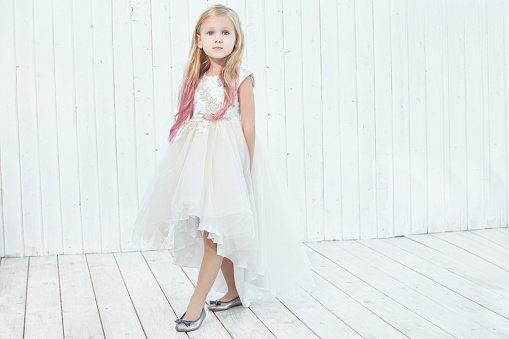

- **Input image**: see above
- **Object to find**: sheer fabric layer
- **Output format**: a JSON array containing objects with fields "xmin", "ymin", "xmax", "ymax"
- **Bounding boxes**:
[{"xmin": 131, "ymin": 118, "xmax": 316, "ymax": 307}]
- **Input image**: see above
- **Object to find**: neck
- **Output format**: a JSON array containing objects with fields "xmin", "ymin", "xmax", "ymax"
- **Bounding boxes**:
[{"xmin": 207, "ymin": 58, "xmax": 226, "ymax": 75}]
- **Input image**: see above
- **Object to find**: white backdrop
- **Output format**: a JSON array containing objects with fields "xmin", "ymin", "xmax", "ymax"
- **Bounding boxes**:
[{"xmin": 0, "ymin": 0, "xmax": 508, "ymax": 257}]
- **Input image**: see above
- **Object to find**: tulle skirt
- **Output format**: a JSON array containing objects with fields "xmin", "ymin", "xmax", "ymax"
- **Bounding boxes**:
[{"xmin": 130, "ymin": 117, "xmax": 316, "ymax": 307}]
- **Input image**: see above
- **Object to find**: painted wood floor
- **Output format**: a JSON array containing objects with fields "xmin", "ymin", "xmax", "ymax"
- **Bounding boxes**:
[{"xmin": 1, "ymin": 228, "xmax": 508, "ymax": 339}]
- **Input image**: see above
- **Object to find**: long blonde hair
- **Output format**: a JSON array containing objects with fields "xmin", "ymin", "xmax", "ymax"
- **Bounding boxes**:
[{"xmin": 168, "ymin": 4, "xmax": 245, "ymax": 143}]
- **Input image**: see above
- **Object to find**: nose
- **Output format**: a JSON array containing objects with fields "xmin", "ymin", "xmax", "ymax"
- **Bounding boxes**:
[{"xmin": 214, "ymin": 34, "xmax": 222, "ymax": 43}]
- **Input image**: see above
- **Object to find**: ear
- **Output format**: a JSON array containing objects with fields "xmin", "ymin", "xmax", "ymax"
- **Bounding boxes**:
[{"xmin": 196, "ymin": 34, "xmax": 202, "ymax": 49}]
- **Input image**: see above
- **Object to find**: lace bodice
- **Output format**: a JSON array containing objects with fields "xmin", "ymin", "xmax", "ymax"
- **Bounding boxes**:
[
  {"xmin": 171, "ymin": 67, "xmax": 254, "ymax": 143},
  {"xmin": 191, "ymin": 67, "xmax": 255, "ymax": 121}
]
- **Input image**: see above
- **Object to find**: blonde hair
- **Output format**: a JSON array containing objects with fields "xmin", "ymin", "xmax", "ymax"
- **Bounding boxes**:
[{"xmin": 168, "ymin": 4, "xmax": 245, "ymax": 143}]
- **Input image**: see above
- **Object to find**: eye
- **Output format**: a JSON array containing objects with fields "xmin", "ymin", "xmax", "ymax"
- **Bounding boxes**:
[
  {"xmin": 222, "ymin": 31, "xmax": 230, "ymax": 35},
  {"xmin": 206, "ymin": 31, "xmax": 213, "ymax": 35}
]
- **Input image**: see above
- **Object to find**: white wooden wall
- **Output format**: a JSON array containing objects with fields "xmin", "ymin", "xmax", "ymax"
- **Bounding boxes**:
[{"xmin": 0, "ymin": 0, "xmax": 508, "ymax": 257}]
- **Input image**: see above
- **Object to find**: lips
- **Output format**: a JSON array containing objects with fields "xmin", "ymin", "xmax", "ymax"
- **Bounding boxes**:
[{"xmin": 213, "ymin": 47, "xmax": 223, "ymax": 50}]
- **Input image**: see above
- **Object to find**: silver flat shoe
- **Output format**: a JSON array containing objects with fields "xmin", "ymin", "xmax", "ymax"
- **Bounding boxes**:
[
  {"xmin": 207, "ymin": 295, "xmax": 242, "ymax": 312},
  {"xmin": 175, "ymin": 307, "xmax": 206, "ymax": 332}
]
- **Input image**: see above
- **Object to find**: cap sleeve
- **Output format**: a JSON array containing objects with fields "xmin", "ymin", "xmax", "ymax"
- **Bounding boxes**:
[{"xmin": 237, "ymin": 68, "xmax": 255, "ymax": 89}]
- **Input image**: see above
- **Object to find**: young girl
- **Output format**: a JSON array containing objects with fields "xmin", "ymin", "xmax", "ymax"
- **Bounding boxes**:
[{"xmin": 131, "ymin": 4, "xmax": 316, "ymax": 332}]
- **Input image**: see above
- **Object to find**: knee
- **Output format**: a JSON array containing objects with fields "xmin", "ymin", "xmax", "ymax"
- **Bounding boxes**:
[{"xmin": 204, "ymin": 242, "xmax": 218, "ymax": 255}]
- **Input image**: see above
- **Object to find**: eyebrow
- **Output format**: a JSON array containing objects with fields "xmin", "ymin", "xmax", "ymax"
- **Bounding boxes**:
[{"xmin": 203, "ymin": 26, "xmax": 232, "ymax": 30}]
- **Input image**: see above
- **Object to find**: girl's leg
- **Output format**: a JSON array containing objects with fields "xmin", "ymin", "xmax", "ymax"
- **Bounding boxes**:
[
  {"xmin": 218, "ymin": 257, "xmax": 239, "ymax": 300},
  {"xmin": 182, "ymin": 230, "xmax": 224, "ymax": 320}
]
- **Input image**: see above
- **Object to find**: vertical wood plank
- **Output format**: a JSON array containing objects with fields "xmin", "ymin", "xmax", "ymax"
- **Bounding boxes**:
[
  {"xmin": 34, "ymin": 0, "xmax": 64, "ymax": 255},
  {"xmin": 355, "ymin": 0, "xmax": 377, "ymax": 239},
  {"xmin": 207, "ymin": 0, "xmax": 225, "ymax": 7},
  {"xmin": 320, "ymin": 0, "xmax": 342, "ymax": 240},
  {"xmin": 465, "ymin": 0, "xmax": 484, "ymax": 230},
  {"xmin": 245, "ymin": 1, "xmax": 268, "ymax": 143},
  {"xmin": 131, "ymin": 0, "xmax": 157, "ymax": 206},
  {"xmin": 373, "ymin": 0, "xmax": 395, "ymax": 238},
  {"xmin": 283, "ymin": 0, "xmax": 308, "ymax": 241},
  {"xmin": 53, "ymin": 0, "xmax": 83, "ymax": 254},
  {"xmin": 152, "ymin": 0, "xmax": 176, "ymax": 164},
  {"xmin": 92, "ymin": 0, "xmax": 121, "ymax": 252},
  {"xmin": 0, "ymin": 0, "xmax": 24, "ymax": 257},
  {"xmin": 302, "ymin": 0, "xmax": 324, "ymax": 241},
  {"xmin": 189, "ymin": 0, "xmax": 209, "ymax": 26},
  {"xmin": 14, "ymin": 0, "xmax": 43, "ymax": 256},
  {"xmin": 74, "ymin": 0, "xmax": 102, "ymax": 254},
  {"xmin": 446, "ymin": 0, "xmax": 468, "ymax": 232},
  {"xmin": 442, "ymin": 1, "xmax": 453, "ymax": 233},
  {"xmin": 425, "ymin": 0, "xmax": 446, "ymax": 233},
  {"xmin": 479, "ymin": 0, "xmax": 490, "ymax": 230},
  {"xmin": 390, "ymin": 0, "xmax": 411, "ymax": 236},
  {"xmin": 338, "ymin": 0, "xmax": 360, "ymax": 239},
  {"xmin": 265, "ymin": 0, "xmax": 287, "ymax": 177},
  {"xmin": 408, "ymin": 0, "xmax": 428, "ymax": 235},
  {"xmin": 112, "ymin": 0, "xmax": 139, "ymax": 251},
  {"xmin": 506, "ymin": 0, "xmax": 509, "ymax": 227},
  {"xmin": 0, "ymin": 175, "xmax": 3, "ymax": 257},
  {"xmin": 486, "ymin": 0, "xmax": 507, "ymax": 229}
]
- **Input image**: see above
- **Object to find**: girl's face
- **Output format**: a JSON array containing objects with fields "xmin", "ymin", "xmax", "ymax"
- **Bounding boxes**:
[{"xmin": 197, "ymin": 15, "xmax": 236, "ymax": 62}]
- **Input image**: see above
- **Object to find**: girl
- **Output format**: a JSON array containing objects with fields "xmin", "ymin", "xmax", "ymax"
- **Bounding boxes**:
[{"xmin": 131, "ymin": 4, "xmax": 316, "ymax": 333}]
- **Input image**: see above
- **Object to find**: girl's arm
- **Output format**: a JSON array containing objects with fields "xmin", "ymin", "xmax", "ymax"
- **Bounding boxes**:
[{"xmin": 238, "ymin": 76, "xmax": 255, "ymax": 171}]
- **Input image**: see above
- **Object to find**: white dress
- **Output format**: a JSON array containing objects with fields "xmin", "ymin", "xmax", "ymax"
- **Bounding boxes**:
[{"xmin": 130, "ymin": 67, "xmax": 316, "ymax": 307}]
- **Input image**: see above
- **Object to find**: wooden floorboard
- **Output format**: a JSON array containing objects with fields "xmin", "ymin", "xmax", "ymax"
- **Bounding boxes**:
[{"xmin": 0, "ymin": 228, "xmax": 508, "ymax": 338}]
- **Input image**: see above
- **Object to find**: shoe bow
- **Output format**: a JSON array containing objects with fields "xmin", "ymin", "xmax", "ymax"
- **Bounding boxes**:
[
  {"xmin": 175, "ymin": 318, "xmax": 192, "ymax": 326},
  {"xmin": 209, "ymin": 300, "xmax": 223, "ymax": 305}
]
